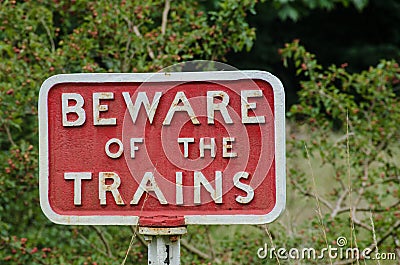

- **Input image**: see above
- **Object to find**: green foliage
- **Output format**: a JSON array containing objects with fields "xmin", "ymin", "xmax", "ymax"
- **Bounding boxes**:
[
  {"xmin": 280, "ymin": 40, "xmax": 400, "ymax": 262},
  {"xmin": 228, "ymin": 0, "xmax": 400, "ymax": 106},
  {"xmin": 271, "ymin": 0, "xmax": 369, "ymax": 21}
]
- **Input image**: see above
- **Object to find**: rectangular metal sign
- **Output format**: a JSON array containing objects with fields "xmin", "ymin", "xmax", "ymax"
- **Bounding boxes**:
[{"xmin": 39, "ymin": 71, "xmax": 285, "ymax": 225}]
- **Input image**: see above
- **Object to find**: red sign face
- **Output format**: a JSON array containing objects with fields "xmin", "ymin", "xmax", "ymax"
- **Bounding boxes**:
[{"xmin": 39, "ymin": 71, "xmax": 285, "ymax": 225}]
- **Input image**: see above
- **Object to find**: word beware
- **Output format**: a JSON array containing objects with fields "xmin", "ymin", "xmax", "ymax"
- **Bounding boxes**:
[{"xmin": 61, "ymin": 90, "xmax": 266, "ymax": 127}]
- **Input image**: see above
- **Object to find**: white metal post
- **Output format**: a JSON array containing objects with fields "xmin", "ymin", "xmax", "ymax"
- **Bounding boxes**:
[{"xmin": 139, "ymin": 227, "xmax": 187, "ymax": 265}]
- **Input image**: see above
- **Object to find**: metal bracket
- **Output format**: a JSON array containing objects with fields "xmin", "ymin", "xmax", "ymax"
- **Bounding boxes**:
[{"xmin": 140, "ymin": 226, "xmax": 187, "ymax": 265}]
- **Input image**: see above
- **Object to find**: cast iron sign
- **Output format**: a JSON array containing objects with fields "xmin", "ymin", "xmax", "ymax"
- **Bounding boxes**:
[{"xmin": 39, "ymin": 71, "xmax": 285, "ymax": 225}]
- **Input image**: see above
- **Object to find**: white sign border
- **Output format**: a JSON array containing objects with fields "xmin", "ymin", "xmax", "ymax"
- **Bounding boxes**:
[{"xmin": 39, "ymin": 70, "xmax": 285, "ymax": 225}]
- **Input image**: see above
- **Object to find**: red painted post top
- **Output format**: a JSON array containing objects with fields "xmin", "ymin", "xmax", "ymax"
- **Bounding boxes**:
[
  {"xmin": 139, "ymin": 216, "xmax": 186, "ymax": 227},
  {"xmin": 39, "ymin": 71, "xmax": 285, "ymax": 225}
]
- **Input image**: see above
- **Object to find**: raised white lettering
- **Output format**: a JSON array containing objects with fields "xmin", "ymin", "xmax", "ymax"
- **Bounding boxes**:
[
  {"xmin": 123, "ymin": 92, "xmax": 162, "ymax": 124},
  {"xmin": 177, "ymin": 138, "xmax": 195, "ymax": 158},
  {"xmin": 222, "ymin": 137, "xmax": 237, "ymax": 158},
  {"xmin": 233, "ymin": 171, "xmax": 254, "ymax": 204},
  {"xmin": 199, "ymin": 137, "xmax": 216, "ymax": 158},
  {"xmin": 193, "ymin": 171, "xmax": 222, "ymax": 204},
  {"xmin": 62, "ymin": 93, "xmax": 86, "ymax": 126},
  {"xmin": 130, "ymin": 138, "xmax": 143, "ymax": 158},
  {"xmin": 241, "ymin": 90, "xmax": 265, "ymax": 124},
  {"xmin": 130, "ymin": 172, "xmax": 168, "ymax": 205},
  {"xmin": 99, "ymin": 172, "xmax": 125, "ymax": 205},
  {"xmin": 105, "ymin": 138, "xmax": 124, "ymax": 159},
  {"xmin": 93, "ymin": 92, "xmax": 116, "ymax": 125},
  {"xmin": 64, "ymin": 172, "xmax": 92, "ymax": 205},
  {"xmin": 175, "ymin": 172, "xmax": 183, "ymax": 205},
  {"xmin": 163, "ymin": 91, "xmax": 199, "ymax": 125},
  {"xmin": 207, "ymin": 91, "xmax": 233, "ymax": 124}
]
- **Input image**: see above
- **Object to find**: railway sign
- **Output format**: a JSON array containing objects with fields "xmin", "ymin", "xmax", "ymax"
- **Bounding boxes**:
[{"xmin": 39, "ymin": 71, "xmax": 285, "ymax": 225}]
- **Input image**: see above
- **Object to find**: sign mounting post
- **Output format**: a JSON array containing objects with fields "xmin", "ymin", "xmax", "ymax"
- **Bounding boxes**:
[
  {"xmin": 139, "ymin": 226, "xmax": 187, "ymax": 265},
  {"xmin": 39, "ymin": 70, "xmax": 285, "ymax": 263}
]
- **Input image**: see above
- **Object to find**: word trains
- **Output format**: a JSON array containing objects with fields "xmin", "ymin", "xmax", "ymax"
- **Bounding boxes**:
[{"xmin": 64, "ymin": 170, "xmax": 254, "ymax": 206}]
